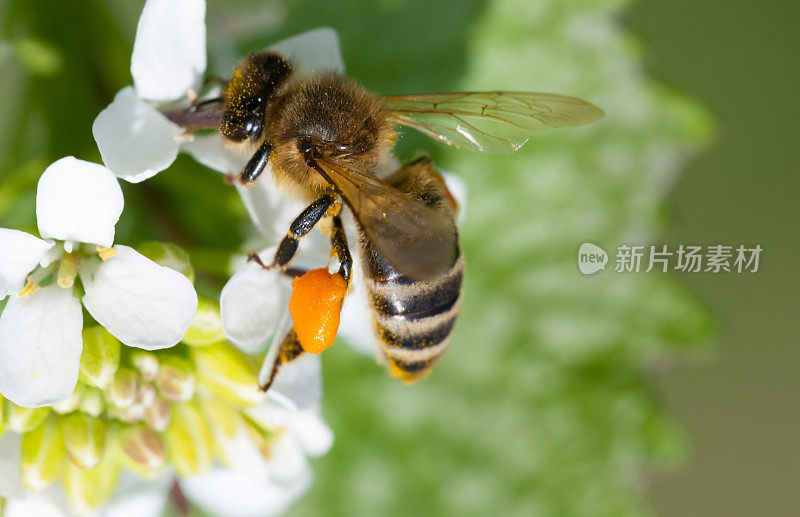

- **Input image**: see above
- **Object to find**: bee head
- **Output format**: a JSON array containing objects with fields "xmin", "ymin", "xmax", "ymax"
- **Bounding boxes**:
[{"xmin": 220, "ymin": 52, "xmax": 292, "ymax": 143}]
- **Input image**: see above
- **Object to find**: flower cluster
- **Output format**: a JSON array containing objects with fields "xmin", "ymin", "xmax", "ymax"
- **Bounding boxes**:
[
  {"xmin": 1, "ymin": 0, "xmax": 468, "ymax": 513},
  {"xmin": 0, "ymin": 313, "xmax": 332, "ymax": 517},
  {"xmin": 0, "ymin": 157, "xmax": 198, "ymax": 408},
  {"xmin": 0, "ymin": 0, "xmax": 345, "ymax": 515}
]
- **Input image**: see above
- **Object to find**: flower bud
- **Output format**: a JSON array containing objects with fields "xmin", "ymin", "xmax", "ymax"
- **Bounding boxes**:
[
  {"xmin": 21, "ymin": 415, "xmax": 66, "ymax": 490},
  {"xmin": 79, "ymin": 326, "xmax": 121, "ymax": 389},
  {"xmin": 107, "ymin": 368, "xmax": 140, "ymax": 409},
  {"xmin": 79, "ymin": 387, "xmax": 106, "ymax": 418},
  {"xmin": 61, "ymin": 413, "xmax": 107, "ymax": 470},
  {"xmin": 138, "ymin": 382, "xmax": 157, "ymax": 407},
  {"xmin": 192, "ymin": 343, "xmax": 264, "ymax": 407},
  {"xmin": 137, "ymin": 241, "xmax": 195, "ymax": 282},
  {"xmin": 145, "ymin": 397, "xmax": 171, "ymax": 432},
  {"xmin": 164, "ymin": 402, "xmax": 213, "ymax": 476},
  {"xmin": 5, "ymin": 403, "xmax": 50, "ymax": 433},
  {"xmin": 120, "ymin": 424, "xmax": 166, "ymax": 472},
  {"xmin": 131, "ymin": 351, "xmax": 160, "ymax": 382},
  {"xmin": 116, "ymin": 403, "xmax": 147, "ymax": 424},
  {"xmin": 183, "ymin": 297, "xmax": 224, "ymax": 346},
  {"xmin": 53, "ymin": 383, "xmax": 85, "ymax": 414},
  {"xmin": 155, "ymin": 356, "xmax": 195, "ymax": 402},
  {"xmin": 63, "ymin": 445, "xmax": 119, "ymax": 514}
]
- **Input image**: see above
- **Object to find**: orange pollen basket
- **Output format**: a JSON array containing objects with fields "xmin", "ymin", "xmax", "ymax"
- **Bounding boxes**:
[{"xmin": 288, "ymin": 268, "xmax": 348, "ymax": 354}]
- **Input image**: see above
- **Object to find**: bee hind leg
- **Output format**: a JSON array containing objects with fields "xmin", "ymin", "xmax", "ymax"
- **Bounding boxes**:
[
  {"xmin": 258, "ymin": 214, "xmax": 351, "ymax": 393},
  {"xmin": 258, "ymin": 328, "xmax": 305, "ymax": 392}
]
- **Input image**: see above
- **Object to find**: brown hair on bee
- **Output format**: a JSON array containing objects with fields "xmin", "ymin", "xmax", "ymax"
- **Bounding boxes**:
[{"xmin": 266, "ymin": 74, "xmax": 397, "ymax": 199}]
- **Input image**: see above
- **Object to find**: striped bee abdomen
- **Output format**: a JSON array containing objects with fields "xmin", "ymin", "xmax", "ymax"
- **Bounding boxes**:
[
  {"xmin": 357, "ymin": 155, "xmax": 463, "ymax": 382},
  {"xmin": 363, "ymin": 243, "xmax": 463, "ymax": 383}
]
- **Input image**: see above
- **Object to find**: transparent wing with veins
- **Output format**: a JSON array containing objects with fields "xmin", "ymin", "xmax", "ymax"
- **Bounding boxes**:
[
  {"xmin": 313, "ymin": 156, "xmax": 458, "ymax": 281},
  {"xmin": 383, "ymin": 91, "xmax": 604, "ymax": 153}
]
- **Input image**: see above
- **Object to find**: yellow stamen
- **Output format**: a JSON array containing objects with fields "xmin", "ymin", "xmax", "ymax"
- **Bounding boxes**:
[
  {"xmin": 97, "ymin": 246, "xmax": 117, "ymax": 260},
  {"xmin": 18, "ymin": 277, "xmax": 40, "ymax": 297}
]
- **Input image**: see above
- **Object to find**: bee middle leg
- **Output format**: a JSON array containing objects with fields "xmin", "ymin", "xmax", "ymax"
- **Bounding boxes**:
[
  {"xmin": 251, "ymin": 194, "xmax": 337, "ymax": 270},
  {"xmin": 330, "ymin": 214, "xmax": 352, "ymax": 285}
]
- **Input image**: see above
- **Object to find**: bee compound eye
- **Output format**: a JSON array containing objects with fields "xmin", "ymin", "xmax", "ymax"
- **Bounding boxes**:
[{"xmin": 244, "ymin": 117, "xmax": 263, "ymax": 139}]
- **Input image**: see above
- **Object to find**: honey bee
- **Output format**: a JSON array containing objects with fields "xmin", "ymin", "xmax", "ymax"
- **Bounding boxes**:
[{"xmin": 182, "ymin": 49, "xmax": 603, "ymax": 389}]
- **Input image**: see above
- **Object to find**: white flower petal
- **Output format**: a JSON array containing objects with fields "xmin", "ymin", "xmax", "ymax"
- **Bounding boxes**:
[
  {"xmin": 214, "ymin": 428, "xmax": 271, "ymax": 483},
  {"xmin": 182, "ymin": 135, "xmax": 303, "ymax": 241},
  {"xmin": 0, "ymin": 432, "xmax": 24, "ymax": 499},
  {"xmin": 338, "ymin": 250, "xmax": 381, "ymax": 355},
  {"xmin": 39, "ymin": 243, "xmax": 61, "ymax": 268},
  {"xmin": 235, "ymin": 177, "xmax": 306, "ymax": 243},
  {"xmin": 4, "ymin": 492, "xmax": 67, "ymax": 517},
  {"xmin": 220, "ymin": 264, "xmax": 288, "ymax": 352},
  {"xmin": 101, "ymin": 473, "xmax": 171, "ymax": 517},
  {"xmin": 180, "ymin": 464, "xmax": 311, "ymax": 517},
  {"xmin": 81, "ymin": 245, "xmax": 198, "ymax": 350},
  {"xmin": 291, "ymin": 411, "xmax": 334, "ymax": 457},
  {"xmin": 267, "ymin": 435, "xmax": 309, "ymax": 484},
  {"xmin": 131, "ymin": 0, "xmax": 206, "ymax": 102},
  {"xmin": 36, "ymin": 157, "xmax": 123, "ymax": 248},
  {"xmin": 269, "ymin": 27, "xmax": 345, "ymax": 78},
  {"xmin": 0, "ymin": 229, "xmax": 53, "ymax": 298},
  {"xmin": 181, "ymin": 133, "xmax": 250, "ymax": 175},
  {"xmin": 93, "ymin": 87, "xmax": 182, "ymax": 183},
  {"xmin": 0, "ymin": 285, "xmax": 83, "ymax": 408},
  {"xmin": 268, "ymin": 354, "xmax": 323, "ymax": 412}
]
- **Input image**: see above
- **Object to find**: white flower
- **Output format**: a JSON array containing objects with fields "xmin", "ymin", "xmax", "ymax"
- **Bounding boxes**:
[
  {"xmin": 92, "ymin": 0, "xmax": 206, "ymax": 183},
  {"xmin": 0, "ymin": 157, "xmax": 198, "ymax": 408}
]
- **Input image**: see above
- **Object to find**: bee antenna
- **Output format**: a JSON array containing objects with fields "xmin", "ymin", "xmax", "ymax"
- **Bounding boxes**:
[{"xmin": 187, "ymin": 97, "xmax": 222, "ymax": 112}]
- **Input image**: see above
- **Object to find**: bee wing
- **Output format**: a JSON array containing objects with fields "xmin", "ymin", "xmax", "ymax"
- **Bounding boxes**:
[
  {"xmin": 313, "ymin": 156, "xmax": 458, "ymax": 280},
  {"xmin": 382, "ymin": 91, "xmax": 604, "ymax": 154}
]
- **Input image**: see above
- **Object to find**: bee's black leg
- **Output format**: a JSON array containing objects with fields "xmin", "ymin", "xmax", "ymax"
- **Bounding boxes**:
[
  {"xmin": 240, "ymin": 140, "xmax": 273, "ymax": 184},
  {"xmin": 258, "ymin": 214, "xmax": 351, "ymax": 393},
  {"xmin": 250, "ymin": 194, "xmax": 337, "ymax": 270},
  {"xmin": 331, "ymin": 215, "xmax": 352, "ymax": 286},
  {"xmin": 259, "ymin": 329, "xmax": 305, "ymax": 392}
]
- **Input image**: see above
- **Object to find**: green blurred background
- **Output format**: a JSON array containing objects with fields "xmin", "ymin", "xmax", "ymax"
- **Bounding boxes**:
[{"xmin": 0, "ymin": 0, "xmax": 796, "ymax": 515}]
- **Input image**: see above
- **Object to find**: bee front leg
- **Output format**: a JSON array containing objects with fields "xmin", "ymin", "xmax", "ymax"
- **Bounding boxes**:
[
  {"xmin": 251, "ymin": 194, "xmax": 337, "ymax": 271},
  {"xmin": 240, "ymin": 140, "xmax": 273, "ymax": 184}
]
